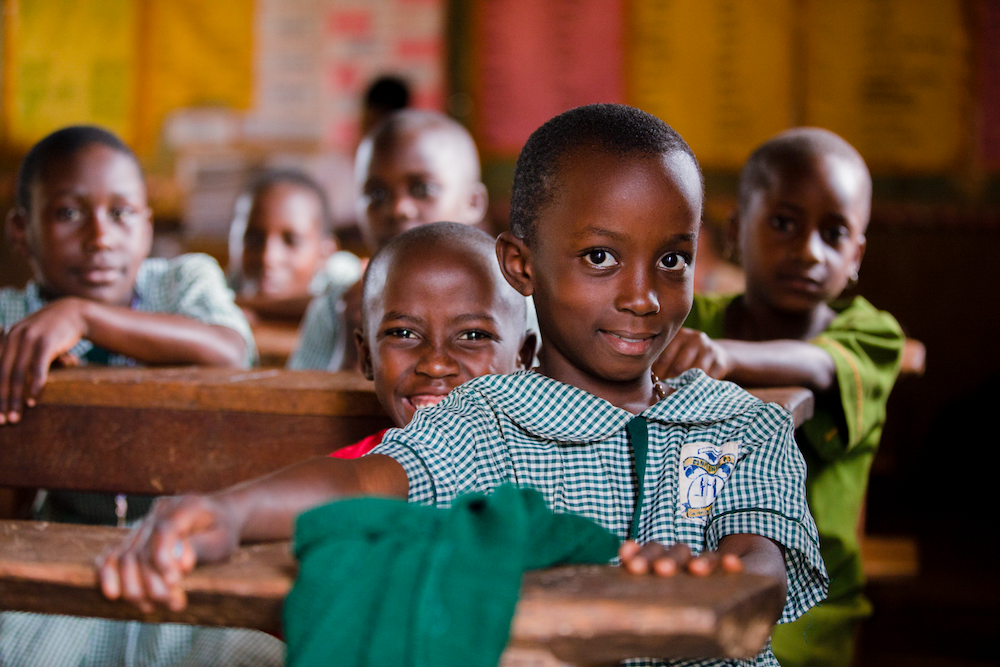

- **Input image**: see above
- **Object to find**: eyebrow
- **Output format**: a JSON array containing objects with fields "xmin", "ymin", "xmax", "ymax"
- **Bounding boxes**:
[
  {"xmin": 380, "ymin": 312, "xmax": 499, "ymax": 326},
  {"xmin": 775, "ymin": 201, "xmax": 851, "ymax": 225},
  {"xmin": 575, "ymin": 227, "xmax": 697, "ymax": 245}
]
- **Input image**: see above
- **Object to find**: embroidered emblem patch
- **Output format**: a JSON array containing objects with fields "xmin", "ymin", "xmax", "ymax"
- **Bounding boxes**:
[{"xmin": 678, "ymin": 441, "xmax": 740, "ymax": 522}]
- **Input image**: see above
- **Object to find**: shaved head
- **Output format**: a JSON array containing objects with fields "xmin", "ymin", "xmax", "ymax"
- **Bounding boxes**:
[{"xmin": 738, "ymin": 127, "xmax": 871, "ymax": 222}]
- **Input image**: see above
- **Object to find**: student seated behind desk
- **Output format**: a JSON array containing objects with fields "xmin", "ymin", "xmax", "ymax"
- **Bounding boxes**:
[
  {"xmin": 0, "ymin": 125, "xmax": 279, "ymax": 667},
  {"xmin": 227, "ymin": 169, "xmax": 362, "ymax": 324},
  {"xmin": 655, "ymin": 128, "xmax": 904, "ymax": 667},
  {"xmin": 288, "ymin": 108, "xmax": 491, "ymax": 371},
  {"xmin": 101, "ymin": 104, "xmax": 828, "ymax": 667}
]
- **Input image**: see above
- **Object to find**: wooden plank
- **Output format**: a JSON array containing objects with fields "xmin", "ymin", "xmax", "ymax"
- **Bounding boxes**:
[
  {"xmin": 0, "ymin": 368, "xmax": 394, "ymax": 495},
  {"xmin": 861, "ymin": 535, "xmax": 919, "ymax": 579},
  {"xmin": 748, "ymin": 386, "xmax": 814, "ymax": 428},
  {"xmin": 251, "ymin": 321, "xmax": 300, "ymax": 368},
  {"xmin": 0, "ymin": 521, "xmax": 783, "ymax": 662}
]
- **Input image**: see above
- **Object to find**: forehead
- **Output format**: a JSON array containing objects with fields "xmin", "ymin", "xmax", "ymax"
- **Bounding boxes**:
[
  {"xmin": 537, "ymin": 148, "xmax": 702, "ymax": 240},
  {"xmin": 35, "ymin": 143, "xmax": 144, "ymax": 197},
  {"xmin": 364, "ymin": 126, "xmax": 472, "ymax": 183},
  {"xmin": 365, "ymin": 244, "xmax": 507, "ymax": 320},
  {"xmin": 761, "ymin": 153, "xmax": 869, "ymax": 220},
  {"xmin": 248, "ymin": 182, "xmax": 323, "ymax": 227}
]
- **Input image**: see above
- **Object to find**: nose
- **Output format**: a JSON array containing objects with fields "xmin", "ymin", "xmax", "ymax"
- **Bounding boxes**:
[
  {"xmin": 414, "ymin": 343, "xmax": 460, "ymax": 379},
  {"xmin": 262, "ymin": 235, "xmax": 284, "ymax": 269},
  {"xmin": 792, "ymin": 229, "xmax": 824, "ymax": 265},
  {"xmin": 616, "ymin": 266, "xmax": 660, "ymax": 317},
  {"xmin": 390, "ymin": 191, "xmax": 419, "ymax": 222},
  {"xmin": 82, "ymin": 208, "xmax": 115, "ymax": 250}
]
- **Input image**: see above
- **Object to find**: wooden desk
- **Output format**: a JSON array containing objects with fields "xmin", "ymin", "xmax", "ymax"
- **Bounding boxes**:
[
  {"xmin": 747, "ymin": 386, "xmax": 813, "ymax": 428},
  {"xmin": 0, "ymin": 521, "xmax": 784, "ymax": 664},
  {"xmin": 0, "ymin": 367, "xmax": 394, "ymax": 495},
  {"xmin": 251, "ymin": 320, "xmax": 300, "ymax": 368}
]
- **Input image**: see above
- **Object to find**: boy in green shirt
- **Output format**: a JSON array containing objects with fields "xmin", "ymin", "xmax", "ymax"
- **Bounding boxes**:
[{"xmin": 657, "ymin": 127, "xmax": 904, "ymax": 666}]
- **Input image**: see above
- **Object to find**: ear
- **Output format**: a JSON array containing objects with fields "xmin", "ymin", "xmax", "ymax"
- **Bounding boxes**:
[
  {"xmin": 517, "ymin": 331, "xmax": 538, "ymax": 371},
  {"xmin": 850, "ymin": 234, "xmax": 867, "ymax": 280},
  {"xmin": 355, "ymin": 327, "xmax": 374, "ymax": 381},
  {"xmin": 6, "ymin": 208, "xmax": 29, "ymax": 258},
  {"xmin": 496, "ymin": 231, "xmax": 534, "ymax": 297},
  {"xmin": 468, "ymin": 182, "xmax": 489, "ymax": 224}
]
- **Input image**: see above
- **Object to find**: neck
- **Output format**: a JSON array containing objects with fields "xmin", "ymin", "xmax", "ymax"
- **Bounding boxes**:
[
  {"xmin": 536, "ymin": 352, "xmax": 660, "ymax": 415},
  {"xmin": 727, "ymin": 294, "xmax": 835, "ymax": 342}
]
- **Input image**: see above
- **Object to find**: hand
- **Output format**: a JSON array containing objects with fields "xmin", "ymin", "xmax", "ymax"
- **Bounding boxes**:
[
  {"xmin": 618, "ymin": 540, "xmax": 744, "ymax": 576},
  {"xmin": 654, "ymin": 327, "xmax": 732, "ymax": 381},
  {"xmin": 0, "ymin": 297, "xmax": 89, "ymax": 425},
  {"xmin": 98, "ymin": 494, "xmax": 241, "ymax": 613}
]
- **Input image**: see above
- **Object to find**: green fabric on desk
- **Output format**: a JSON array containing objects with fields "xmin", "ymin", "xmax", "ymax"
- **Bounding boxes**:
[{"xmin": 284, "ymin": 484, "xmax": 620, "ymax": 667}]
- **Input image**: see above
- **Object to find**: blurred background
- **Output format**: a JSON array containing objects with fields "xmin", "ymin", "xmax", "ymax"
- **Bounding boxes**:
[{"xmin": 0, "ymin": 1, "xmax": 997, "ymax": 665}]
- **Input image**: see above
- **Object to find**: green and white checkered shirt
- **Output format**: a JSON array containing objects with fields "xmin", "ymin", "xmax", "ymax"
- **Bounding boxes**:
[
  {"xmin": 374, "ymin": 369, "xmax": 829, "ymax": 667},
  {"xmin": 0, "ymin": 253, "xmax": 257, "ymax": 368}
]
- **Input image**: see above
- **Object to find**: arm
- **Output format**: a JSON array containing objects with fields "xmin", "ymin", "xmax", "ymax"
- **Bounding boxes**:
[
  {"xmin": 0, "ymin": 297, "xmax": 246, "ymax": 424},
  {"xmin": 655, "ymin": 328, "xmax": 836, "ymax": 392},
  {"xmin": 98, "ymin": 453, "xmax": 408, "ymax": 612}
]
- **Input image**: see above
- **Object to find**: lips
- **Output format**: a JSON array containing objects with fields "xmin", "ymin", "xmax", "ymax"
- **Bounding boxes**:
[
  {"xmin": 776, "ymin": 272, "xmax": 824, "ymax": 294},
  {"xmin": 73, "ymin": 265, "xmax": 125, "ymax": 286},
  {"xmin": 404, "ymin": 394, "xmax": 448, "ymax": 411},
  {"xmin": 599, "ymin": 330, "xmax": 659, "ymax": 356}
]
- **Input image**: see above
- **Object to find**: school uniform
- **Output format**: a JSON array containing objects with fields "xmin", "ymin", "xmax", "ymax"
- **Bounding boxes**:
[
  {"xmin": 372, "ymin": 368, "xmax": 829, "ymax": 667},
  {"xmin": 683, "ymin": 294, "xmax": 905, "ymax": 667},
  {"xmin": 0, "ymin": 253, "xmax": 282, "ymax": 667}
]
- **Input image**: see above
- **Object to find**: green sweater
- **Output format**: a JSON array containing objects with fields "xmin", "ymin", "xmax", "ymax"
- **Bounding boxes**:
[{"xmin": 284, "ymin": 484, "xmax": 620, "ymax": 667}]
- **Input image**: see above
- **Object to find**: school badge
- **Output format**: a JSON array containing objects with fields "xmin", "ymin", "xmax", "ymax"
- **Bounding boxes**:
[{"xmin": 677, "ymin": 441, "xmax": 740, "ymax": 523}]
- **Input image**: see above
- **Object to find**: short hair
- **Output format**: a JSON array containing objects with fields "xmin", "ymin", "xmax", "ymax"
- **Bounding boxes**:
[
  {"xmin": 364, "ymin": 108, "xmax": 482, "ymax": 181},
  {"xmin": 243, "ymin": 169, "xmax": 334, "ymax": 235},
  {"xmin": 509, "ymin": 103, "xmax": 702, "ymax": 244},
  {"xmin": 737, "ymin": 127, "xmax": 872, "ymax": 217},
  {"xmin": 364, "ymin": 75, "xmax": 411, "ymax": 114},
  {"xmin": 361, "ymin": 221, "xmax": 524, "ymax": 325},
  {"xmin": 15, "ymin": 125, "xmax": 140, "ymax": 213}
]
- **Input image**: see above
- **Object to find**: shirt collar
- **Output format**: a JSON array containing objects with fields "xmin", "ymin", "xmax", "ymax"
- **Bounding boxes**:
[{"xmin": 461, "ymin": 369, "xmax": 763, "ymax": 443}]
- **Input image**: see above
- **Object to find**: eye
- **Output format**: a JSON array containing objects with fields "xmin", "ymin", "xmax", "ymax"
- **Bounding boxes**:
[
  {"xmin": 458, "ymin": 330, "xmax": 495, "ymax": 341},
  {"xmin": 658, "ymin": 252, "xmax": 690, "ymax": 272},
  {"xmin": 385, "ymin": 328, "xmax": 417, "ymax": 339},
  {"xmin": 282, "ymin": 232, "xmax": 303, "ymax": 248},
  {"xmin": 583, "ymin": 249, "xmax": 617, "ymax": 268},
  {"xmin": 768, "ymin": 215, "xmax": 797, "ymax": 234},
  {"xmin": 54, "ymin": 206, "xmax": 81, "ymax": 222},
  {"xmin": 409, "ymin": 180, "xmax": 439, "ymax": 200},
  {"xmin": 365, "ymin": 185, "xmax": 390, "ymax": 207},
  {"xmin": 821, "ymin": 226, "xmax": 849, "ymax": 246},
  {"xmin": 109, "ymin": 206, "xmax": 137, "ymax": 223}
]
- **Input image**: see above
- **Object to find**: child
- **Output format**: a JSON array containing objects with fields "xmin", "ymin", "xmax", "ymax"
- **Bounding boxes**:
[
  {"xmin": 0, "ymin": 125, "xmax": 279, "ymax": 667},
  {"xmin": 101, "ymin": 105, "xmax": 828, "ymax": 667},
  {"xmin": 656, "ymin": 127, "xmax": 904, "ymax": 666},
  {"xmin": 227, "ymin": 169, "xmax": 362, "ymax": 323},
  {"xmin": 288, "ymin": 108, "xmax": 489, "ymax": 371}
]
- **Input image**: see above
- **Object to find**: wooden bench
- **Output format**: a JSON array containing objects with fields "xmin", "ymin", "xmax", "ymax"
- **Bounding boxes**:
[
  {"xmin": 0, "ymin": 367, "xmax": 394, "ymax": 495},
  {"xmin": 0, "ymin": 521, "xmax": 786, "ymax": 664},
  {"xmin": 0, "ymin": 368, "xmax": 811, "ymax": 663}
]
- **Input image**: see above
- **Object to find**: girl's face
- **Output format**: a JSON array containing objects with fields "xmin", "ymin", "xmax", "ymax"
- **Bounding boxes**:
[
  {"xmin": 504, "ymin": 148, "xmax": 702, "ymax": 402},
  {"xmin": 736, "ymin": 153, "xmax": 868, "ymax": 314},
  {"xmin": 239, "ymin": 183, "xmax": 333, "ymax": 298},
  {"xmin": 13, "ymin": 143, "xmax": 152, "ymax": 307}
]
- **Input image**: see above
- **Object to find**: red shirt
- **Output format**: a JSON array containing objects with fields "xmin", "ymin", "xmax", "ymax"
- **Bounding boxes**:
[{"xmin": 330, "ymin": 429, "xmax": 389, "ymax": 459}]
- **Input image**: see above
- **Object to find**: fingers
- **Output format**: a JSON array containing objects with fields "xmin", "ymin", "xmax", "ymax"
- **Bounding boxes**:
[{"xmin": 619, "ymin": 540, "xmax": 744, "ymax": 577}]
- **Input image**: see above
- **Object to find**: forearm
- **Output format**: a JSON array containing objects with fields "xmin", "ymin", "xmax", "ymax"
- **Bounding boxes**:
[
  {"xmin": 81, "ymin": 301, "xmax": 247, "ymax": 367},
  {"xmin": 719, "ymin": 339, "xmax": 836, "ymax": 392},
  {"xmin": 215, "ymin": 455, "xmax": 408, "ymax": 543}
]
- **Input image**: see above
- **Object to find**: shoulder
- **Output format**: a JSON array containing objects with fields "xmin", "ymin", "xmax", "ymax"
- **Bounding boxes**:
[
  {"xmin": 135, "ymin": 253, "xmax": 227, "ymax": 291},
  {"xmin": 684, "ymin": 292, "xmax": 740, "ymax": 336},
  {"xmin": 827, "ymin": 296, "xmax": 904, "ymax": 338}
]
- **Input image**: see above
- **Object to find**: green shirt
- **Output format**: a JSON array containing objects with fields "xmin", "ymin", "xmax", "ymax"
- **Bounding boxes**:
[{"xmin": 683, "ymin": 294, "xmax": 904, "ymax": 604}]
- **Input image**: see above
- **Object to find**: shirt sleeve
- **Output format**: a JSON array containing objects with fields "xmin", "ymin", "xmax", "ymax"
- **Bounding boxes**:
[
  {"xmin": 138, "ymin": 254, "xmax": 257, "ymax": 368},
  {"xmin": 805, "ymin": 297, "xmax": 905, "ymax": 461},
  {"xmin": 706, "ymin": 401, "xmax": 830, "ymax": 624},
  {"xmin": 287, "ymin": 289, "xmax": 345, "ymax": 370}
]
